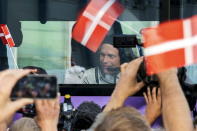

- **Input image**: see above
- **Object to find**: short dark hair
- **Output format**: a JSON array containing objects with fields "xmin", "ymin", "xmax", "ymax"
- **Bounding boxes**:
[
  {"xmin": 100, "ymin": 39, "xmax": 132, "ymax": 64},
  {"xmin": 23, "ymin": 66, "xmax": 47, "ymax": 74}
]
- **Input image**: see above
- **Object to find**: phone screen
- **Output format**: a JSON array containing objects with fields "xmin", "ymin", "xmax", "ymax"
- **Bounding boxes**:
[{"xmin": 11, "ymin": 75, "xmax": 57, "ymax": 98}]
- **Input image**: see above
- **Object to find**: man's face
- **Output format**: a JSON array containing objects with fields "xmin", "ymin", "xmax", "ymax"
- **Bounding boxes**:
[{"xmin": 99, "ymin": 44, "xmax": 120, "ymax": 74}]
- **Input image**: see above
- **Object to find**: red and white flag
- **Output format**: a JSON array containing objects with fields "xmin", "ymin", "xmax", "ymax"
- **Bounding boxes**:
[
  {"xmin": 143, "ymin": 15, "xmax": 197, "ymax": 75},
  {"xmin": 0, "ymin": 24, "xmax": 15, "ymax": 47},
  {"xmin": 72, "ymin": 0, "xmax": 124, "ymax": 52}
]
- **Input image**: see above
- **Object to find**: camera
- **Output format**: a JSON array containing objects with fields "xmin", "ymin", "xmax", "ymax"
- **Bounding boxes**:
[
  {"xmin": 113, "ymin": 34, "xmax": 197, "ymax": 111},
  {"xmin": 113, "ymin": 34, "xmax": 159, "ymax": 87},
  {"xmin": 136, "ymin": 60, "xmax": 159, "ymax": 87},
  {"xmin": 17, "ymin": 104, "xmax": 36, "ymax": 118},
  {"xmin": 58, "ymin": 96, "xmax": 102, "ymax": 131},
  {"xmin": 11, "ymin": 74, "xmax": 58, "ymax": 99}
]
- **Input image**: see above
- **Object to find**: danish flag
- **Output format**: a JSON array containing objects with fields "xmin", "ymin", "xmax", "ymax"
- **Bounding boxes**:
[
  {"xmin": 0, "ymin": 24, "xmax": 15, "ymax": 47},
  {"xmin": 72, "ymin": 0, "xmax": 124, "ymax": 52},
  {"xmin": 143, "ymin": 15, "xmax": 197, "ymax": 75}
]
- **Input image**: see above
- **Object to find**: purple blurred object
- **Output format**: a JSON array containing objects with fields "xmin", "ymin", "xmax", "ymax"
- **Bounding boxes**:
[{"xmin": 13, "ymin": 96, "xmax": 163, "ymax": 128}]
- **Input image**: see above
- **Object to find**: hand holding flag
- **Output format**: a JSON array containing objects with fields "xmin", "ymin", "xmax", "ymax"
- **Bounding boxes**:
[{"xmin": 72, "ymin": 0, "xmax": 124, "ymax": 52}]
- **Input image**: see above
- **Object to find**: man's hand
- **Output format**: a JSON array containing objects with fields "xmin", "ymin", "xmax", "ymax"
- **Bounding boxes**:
[
  {"xmin": 65, "ymin": 65, "xmax": 85, "ymax": 84},
  {"xmin": 104, "ymin": 57, "xmax": 144, "ymax": 112},
  {"xmin": 143, "ymin": 87, "xmax": 161, "ymax": 125},
  {"xmin": 35, "ymin": 95, "xmax": 60, "ymax": 131},
  {"xmin": 0, "ymin": 69, "xmax": 34, "ymax": 124},
  {"xmin": 112, "ymin": 57, "xmax": 144, "ymax": 100}
]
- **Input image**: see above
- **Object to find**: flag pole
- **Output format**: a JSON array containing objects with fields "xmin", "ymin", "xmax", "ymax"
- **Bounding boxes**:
[{"xmin": 8, "ymin": 46, "xmax": 19, "ymax": 69}]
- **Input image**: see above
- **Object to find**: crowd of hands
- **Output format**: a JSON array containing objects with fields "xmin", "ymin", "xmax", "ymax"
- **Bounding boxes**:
[
  {"xmin": 0, "ymin": 70, "xmax": 59, "ymax": 131},
  {"xmin": 0, "ymin": 57, "xmax": 196, "ymax": 131}
]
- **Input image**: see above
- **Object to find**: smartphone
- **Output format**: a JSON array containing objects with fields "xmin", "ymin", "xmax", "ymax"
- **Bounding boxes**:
[{"xmin": 11, "ymin": 75, "xmax": 58, "ymax": 99}]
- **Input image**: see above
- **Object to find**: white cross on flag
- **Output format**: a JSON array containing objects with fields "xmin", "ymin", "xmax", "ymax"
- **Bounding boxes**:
[
  {"xmin": 143, "ymin": 15, "xmax": 197, "ymax": 75},
  {"xmin": 0, "ymin": 24, "xmax": 15, "ymax": 47},
  {"xmin": 72, "ymin": 0, "xmax": 124, "ymax": 52}
]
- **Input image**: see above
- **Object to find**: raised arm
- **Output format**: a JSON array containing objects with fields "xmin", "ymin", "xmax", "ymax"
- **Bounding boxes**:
[
  {"xmin": 157, "ymin": 69, "xmax": 193, "ymax": 131},
  {"xmin": 104, "ymin": 57, "xmax": 144, "ymax": 112}
]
